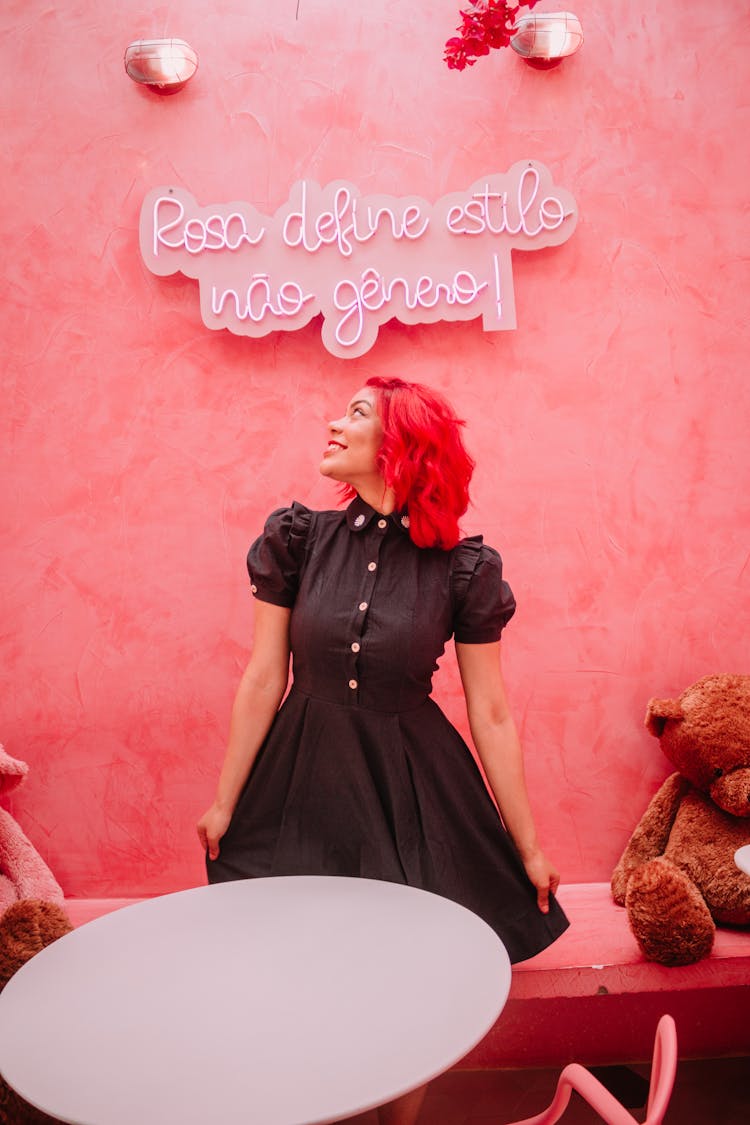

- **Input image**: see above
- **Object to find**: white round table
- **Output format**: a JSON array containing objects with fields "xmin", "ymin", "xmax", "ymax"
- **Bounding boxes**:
[
  {"xmin": 734, "ymin": 844, "xmax": 750, "ymax": 876},
  {"xmin": 0, "ymin": 877, "xmax": 511, "ymax": 1125}
]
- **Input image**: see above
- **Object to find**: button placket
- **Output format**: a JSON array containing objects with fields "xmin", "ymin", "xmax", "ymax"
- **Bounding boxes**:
[{"xmin": 348, "ymin": 521, "xmax": 387, "ymax": 700}]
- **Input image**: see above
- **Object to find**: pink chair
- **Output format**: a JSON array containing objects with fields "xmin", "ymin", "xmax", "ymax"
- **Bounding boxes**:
[{"xmin": 503, "ymin": 1014, "xmax": 678, "ymax": 1125}]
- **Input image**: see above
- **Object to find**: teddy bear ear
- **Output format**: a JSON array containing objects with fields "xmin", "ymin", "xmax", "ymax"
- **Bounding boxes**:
[
  {"xmin": 645, "ymin": 697, "xmax": 684, "ymax": 737},
  {"xmin": 0, "ymin": 744, "xmax": 28, "ymax": 796}
]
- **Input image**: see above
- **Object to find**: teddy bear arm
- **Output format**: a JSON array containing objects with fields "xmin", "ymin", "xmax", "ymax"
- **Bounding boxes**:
[
  {"xmin": 611, "ymin": 772, "xmax": 689, "ymax": 904},
  {"xmin": 0, "ymin": 806, "xmax": 65, "ymax": 904}
]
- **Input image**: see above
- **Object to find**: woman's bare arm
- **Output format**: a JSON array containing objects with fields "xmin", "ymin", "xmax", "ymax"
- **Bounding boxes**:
[
  {"xmin": 197, "ymin": 601, "xmax": 292, "ymax": 860},
  {"xmin": 455, "ymin": 640, "xmax": 560, "ymax": 912}
]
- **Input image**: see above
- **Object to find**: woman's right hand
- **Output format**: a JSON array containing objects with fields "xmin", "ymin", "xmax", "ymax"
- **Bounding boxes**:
[{"xmin": 196, "ymin": 803, "xmax": 233, "ymax": 861}]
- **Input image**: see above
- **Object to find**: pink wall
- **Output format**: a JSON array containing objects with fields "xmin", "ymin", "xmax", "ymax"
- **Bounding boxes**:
[{"xmin": 2, "ymin": 0, "xmax": 748, "ymax": 897}]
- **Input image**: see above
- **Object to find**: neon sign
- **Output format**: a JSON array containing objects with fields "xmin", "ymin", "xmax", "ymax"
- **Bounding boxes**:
[{"xmin": 139, "ymin": 163, "xmax": 577, "ymax": 359}]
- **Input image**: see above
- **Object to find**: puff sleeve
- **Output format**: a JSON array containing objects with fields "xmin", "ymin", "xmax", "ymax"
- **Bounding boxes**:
[
  {"xmin": 246, "ymin": 503, "xmax": 312, "ymax": 608},
  {"xmin": 452, "ymin": 536, "xmax": 516, "ymax": 644}
]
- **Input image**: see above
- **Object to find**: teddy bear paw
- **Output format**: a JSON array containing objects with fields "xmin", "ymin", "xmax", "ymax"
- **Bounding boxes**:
[
  {"xmin": 0, "ymin": 899, "xmax": 72, "ymax": 992},
  {"xmin": 625, "ymin": 856, "xmax": 715, "ymax": 965}
]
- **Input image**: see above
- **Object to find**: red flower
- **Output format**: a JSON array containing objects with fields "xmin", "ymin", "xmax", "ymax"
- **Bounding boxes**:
[{"xmin": 443, "ymin": 0, "xmax": 540, "ymax": 70}]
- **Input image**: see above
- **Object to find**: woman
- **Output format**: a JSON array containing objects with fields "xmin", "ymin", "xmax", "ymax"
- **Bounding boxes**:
[{"xmin": 197, "ymin": 375, "xmax": 568, "ymax": 1125}]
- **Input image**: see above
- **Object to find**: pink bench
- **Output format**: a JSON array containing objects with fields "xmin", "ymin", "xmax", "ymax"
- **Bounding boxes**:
[
  {"xmin": 468, "ymin": 883, "xmax": 750, "ymax": 1067},
  {"xmin": 64, "ymin": 882, "xmax": 750, "ymax": 1068}
]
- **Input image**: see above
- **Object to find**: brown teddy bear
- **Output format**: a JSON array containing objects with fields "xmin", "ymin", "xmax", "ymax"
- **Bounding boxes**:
[
  {"xmin": 0, "ymin": 744, "xmax": 71, "ymax": 1124},
  {"xmin": 612, "ymin": 673, "xmax": 750, "ymax": 966}
]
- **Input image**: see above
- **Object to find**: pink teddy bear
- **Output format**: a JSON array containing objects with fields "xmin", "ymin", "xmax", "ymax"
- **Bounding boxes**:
[{"xmin": 0, "ymin": 743, "xmax": 72, "ymax": 1125}]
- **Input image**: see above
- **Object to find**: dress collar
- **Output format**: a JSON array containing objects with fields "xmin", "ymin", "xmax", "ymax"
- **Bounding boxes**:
[{"xmin": 346, "ymin": 495, "xmax": 411, "ymax": 535}]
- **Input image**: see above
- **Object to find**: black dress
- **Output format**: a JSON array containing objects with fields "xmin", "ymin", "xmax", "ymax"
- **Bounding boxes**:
[{"xmin": 207, "ymin": 494, "xmax": 569, "ymax": 963}]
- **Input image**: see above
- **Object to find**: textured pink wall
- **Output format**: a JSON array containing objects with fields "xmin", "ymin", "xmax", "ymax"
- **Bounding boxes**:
[{"xmin": 1, "ymin": 1, "xmax": 748, "ymax": 896}]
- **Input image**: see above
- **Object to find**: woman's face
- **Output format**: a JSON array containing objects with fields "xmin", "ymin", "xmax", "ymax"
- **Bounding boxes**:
[{"xmin": 320, "ymin": 387, "xmax": 384, "ymax": 489}]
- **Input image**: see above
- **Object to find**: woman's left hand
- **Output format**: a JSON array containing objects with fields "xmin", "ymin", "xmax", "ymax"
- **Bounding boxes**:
[{"xmin": 521, "ymin": 848, "xmax": 560, "ymax": 914}]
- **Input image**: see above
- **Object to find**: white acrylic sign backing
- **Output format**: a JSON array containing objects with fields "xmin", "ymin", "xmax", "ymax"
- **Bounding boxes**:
[{"xmin": 139, "ymin": 163, "xmax": 577, "ymax": 359}]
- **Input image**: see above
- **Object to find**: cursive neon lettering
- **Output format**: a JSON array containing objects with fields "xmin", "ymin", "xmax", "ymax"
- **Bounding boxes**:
[
  {"xmin": 493, "ymin": 253, "xmax": 503, "ymax": 319},
  {"xmin": 282, "ymin": 181, "xmax": 314, "ymax": 251},
  {"xmin": 453, "ymin": 168, "xmax": 566, "ymax": 239},
  {"xmin": 204, "ymin": 214, "xmax": 226, "ymax": 251},
  {"xmin": 359, "ymin": 268, "xmax": 386, "ymax": 311},
  {"xmin": 461, "ymin": 199, "xmax": 486, "ymax": 236},
  {"xmin": 282, "ymin": 184, "xmax": 430, "ymax": 258},
  {"xmin": 184, "ymin": 218, "xmax": 207, "ymax": 254},
  {"xmin": 480, "ymin": 188, "xmax": 511, "ymax": 236},
  {"xmin": 333, "ymin": 267, "xmax": 489, "ymax": 347},
  {"xmin": 277, "ymin": 281, "xmax": 310, "ymax": 315},
  {"xmin": 514, "ymin": 166, "xmax": 543, "ymax": 236},
  {"xmin": 315, "ymin": 210, "xmax": 338, "ymax": 245},
  {"xmin": 212, "ymin": 276, "xmax": 314, "ymax": 323},
  {"xmin": 332, "ymin": 279, "xmax": 364, "ymax": 344},
  {"xmin": 153, "ymin": 195, "xmax": 265, "ymax": 256},
  {"xmin": 224, "ymin": 212, "xmax": 263, "ymax": 250},
  {"xmin": 333, "ymin": 188, "xmax": 356, "ymax": 256},
  {"xmin": 540, "ymin": 196, "xmax": 566, "ymax": 230},
  {"xmin": 453, "ymin": 271, "xmax": 485, "ymax": 305},
  {"xmin": 153, "ymin": 196, "xmax": 185, "ymax": 255},
  {"xmin": 445, "ymin": 204, "xmax": 464, "ymax": 235},
  {"xmin": 140, "ymin": 166, "xmax": 577, "ymax": 358},
  {"xmin": 367, "ymin": 206, "xmax": 398, "ymax": 240},
  {"xmin": 402, "ymin": 205, "xmax": 430, "ymax": 240}
]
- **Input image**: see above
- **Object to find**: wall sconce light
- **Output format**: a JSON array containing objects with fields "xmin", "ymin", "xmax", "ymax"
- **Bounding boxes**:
[
  {"xmin": 510, "ymin": 11, "xmax": 583, "ymax": 69},
  {"xmin": 124, "ymin": 39, "xmax": 198, "ymax": 94}
]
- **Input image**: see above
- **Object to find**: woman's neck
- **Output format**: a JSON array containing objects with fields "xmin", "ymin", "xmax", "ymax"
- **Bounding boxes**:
[{"xmin": 355, "ymin": 480, "xmax": 396, "ymax": 515}]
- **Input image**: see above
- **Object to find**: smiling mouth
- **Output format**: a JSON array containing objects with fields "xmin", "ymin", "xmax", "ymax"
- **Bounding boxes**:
[{"xmin": 326, "ymin": 441, "xmax": 346, "ymax": 452}]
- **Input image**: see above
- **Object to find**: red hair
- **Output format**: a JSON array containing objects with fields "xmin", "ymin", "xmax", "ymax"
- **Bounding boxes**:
[{"xmin": 343, "ymin": 376, "xmax": 475, "ymax": 550}]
